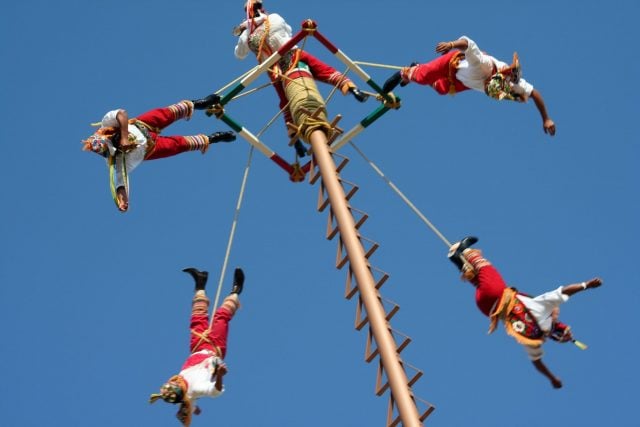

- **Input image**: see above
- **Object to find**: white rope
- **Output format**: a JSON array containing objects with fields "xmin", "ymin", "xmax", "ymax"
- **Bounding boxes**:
[
  {"xmin": 211, "ymin": 145, "xmax": 255, "ymax": 312},
  {"xmin": 215, "ymin": 64, "xmax": 261, "ymax": 95},
  {"xmin": 353, "ymin": 60, "xmax": 404, "ymax": 71},
  {"xmin": 229, "ymin": 81, "xmax": 273, "ymax": 101},
  {"xmin": 347, "ymin": 141, "xmax": 452, "ymax": 248}
]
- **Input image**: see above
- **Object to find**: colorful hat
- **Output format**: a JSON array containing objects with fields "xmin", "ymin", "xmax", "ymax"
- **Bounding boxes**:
[
  {"xmin": 150, "ymin": 376, "xmax": 194, "ymax": 426},
  {"xmin": 485, "ymin": 52, "xmax": 523, "ymax": 101},
  {"xmin": 485, "ymin": 73, "xmax": 519, "ymax": 101},
  {"xmin": 150, "ymin": 375, "xmax": 187, "ymax": 404},
  {"xmin": 82, "ymin": 133, "xmax": 111, "ymax": 157}
]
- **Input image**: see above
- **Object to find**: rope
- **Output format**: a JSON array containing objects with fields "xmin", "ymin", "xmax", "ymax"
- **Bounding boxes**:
[
  {"xmin": 191, "ymin": 145, "xmax": 255, "ymax": 354},
  {"xmin": 215, "ymin": 64, "xmax": 261, "ymax": 95},
  {"xmin": 353, "ymin": 60, "xmax": 405, "ymax": 71},
  {"xmin": 229, "ymin": 81, "xmax": 273, "ymax": 101},
  {"xmin": 211, "ymin": 145, "xmax": 255, "ymax": 312},
  {"xmin": 347, "ymin": 141, "xmax": 452, "ymax": 248}
]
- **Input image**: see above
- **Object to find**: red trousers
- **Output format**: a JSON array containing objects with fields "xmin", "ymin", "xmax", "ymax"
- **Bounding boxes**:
[
  {"xmin": 472, "ymin": 265, "xmax": 508, "ymax": 317},
  {"xmin": 406, "ymin": 51, "xmax": 470, "ymax": 95},
  {"xmin": 188, "ymin": 306, "xmax": 233, "ymax": 359},
  {"xmin": 135, "ymin": 104, "xmax": 206, "ymax": 160}
]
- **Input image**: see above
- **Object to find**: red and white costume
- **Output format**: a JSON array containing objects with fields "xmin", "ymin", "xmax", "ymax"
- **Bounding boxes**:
[
  {"xmin": 465, "ymin": 250, "xmax": 571, "ymax": 361},
  {"xmin": 97, "ymin": 101, "xmax": 210, "ymax": 190},
  {"xmin": 178, "ymin": 292, "xmax": 239, "ymax": 401},
  {"xmin": 402, "ymin": 36, "xmax": 534, "ymax": 99},
  {"xmin": 234, "ymin": 12, "xmax": 355, "ymax": 132}
]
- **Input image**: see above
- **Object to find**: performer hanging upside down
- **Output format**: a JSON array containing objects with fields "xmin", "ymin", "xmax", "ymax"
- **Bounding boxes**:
[
  {"xmin": 233, "ymin": 0, "xmax": 368, "ymax": 156},
  {"xmin": 447, "ymin": 237, "xmax": 602, "ymax": 388},
  {"xmin": 82, "ymin": 95, "xmax": 236, "ymax": 212},
  {"xmin": 382, "ymin": 36, "xmax": 556, "ymax": 136},
  {"xmin": 150, "ymin": 267, "xmax": 245, "ymax": 427}
]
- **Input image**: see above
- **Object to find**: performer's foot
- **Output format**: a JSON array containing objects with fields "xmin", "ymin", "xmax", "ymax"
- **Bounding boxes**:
[
  {"xmin": 349, "ymin": 87, "xmax": 369, "ymax": 103},
  {"xmin": 230, "ymin": 268, "xmax": 245, "ymax": 295},
  {"xmin": 193, "ymin": 93, "xmax": 221, "ymax": 110},
  {"xmin": 447, "ymin": 236, "xmax": 479, "ymax": 271},
  {"xmin": 399, "ymin": 62, "xmax": 417, "ymax": 87},
  {"xmin": 382, "ymin": 71, "xmax": 402, "ymax": 93},
  {"xmin": 183, "ymin": 268, "xmax": 209, "ymax": 291},
  {"xmin": 209, "ymin": 131, "xmax": 236, "ymax": 144},
  {"xmin": 294, "ymin": 140, "xmax": 307, "ymax": 157}
]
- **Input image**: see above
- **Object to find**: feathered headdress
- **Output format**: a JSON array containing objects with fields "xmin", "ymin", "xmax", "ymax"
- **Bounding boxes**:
[{"xmin": 150, "ymin": 375, "xmax": 195, "ymax": 427}]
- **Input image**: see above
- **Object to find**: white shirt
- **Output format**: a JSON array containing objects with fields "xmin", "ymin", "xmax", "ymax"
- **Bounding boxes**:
[
  {"xmin": 456, "ymin": 36, "xmax": 534, "ymax": 99},
  {"xmin": 101, "ymin": 109, "xmax": 147, "ymax": 188},
  {"xmin": 520, "ymin": 286, "xmax": 570, "ymax": 360},
  {"xmin": 180, "ymin": 354, "xmax": 224, "ymax": 400},
  {"xmin": 234, "ymin": 13, "xmax": 294, "ymax": 61}
]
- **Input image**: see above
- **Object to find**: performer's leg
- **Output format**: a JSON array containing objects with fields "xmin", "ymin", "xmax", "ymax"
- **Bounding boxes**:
[
  {"xmin": 207, "ymin": 295, "xmax": 239, "ymax": 359},
  {"xmin": 404, "ymin": 52, "xmax": 456, "ymax": 87},
  {"xmin": 189, "ymin": 290, "xmax": 212, "ymax": 353},
  {"xmin": 145, "ymin": 134, "xmax": 210, "ymax": 160},
  {"xmin": 298, "ymin": 50, "xmax": 368, "ymax": 101},
  {"xmin": 298, "ymin": 50, "xmax": 348, "ymax": 88},
  {"xmin": 207, "ymin": 268, "xmax": 244, "ymax": 358},
  {"xmin": 182, "ymin": 268, "xmax": 215, "ymax": 353},
  {"xmin": 136, "ymin": 101, "xmax": 195, "ymax": 131},
  {"xmin": 448, "ymin": 238, "xmax": 506, "ymax": 316},
  {"xmin": 464, "ymin": 248, "xmax": 506, "ymax": 290}
]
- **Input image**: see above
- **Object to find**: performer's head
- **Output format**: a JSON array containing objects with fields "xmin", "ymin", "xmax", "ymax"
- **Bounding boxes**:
[
  {"xmin": 82, "ymin": 133, "xmax": 110, "ymax": 157},
  {"xmin": 150, "ymin": 376, "xmax": 194, "ymax": 427},
  {"xmin": 244, "ymin": 0, "xmax": 264, "ymax": 18},
  {"xmin": 485, "ymin": 73, "xmax": 520, "ymax": 101},
  {"xmin": 150, "ymin": 376, "xmax": 187, "ymax": 404},
  {"xmin": 82, "ymin": 126, "xmax": 118, "ymax": 157},
  {"xmin": 485, "ymin": 53, "xmax": 523, "ymax": 102}
]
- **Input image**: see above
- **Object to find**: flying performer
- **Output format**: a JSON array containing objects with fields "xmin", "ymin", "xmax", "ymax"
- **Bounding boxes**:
[
  {"xmin": 447, "ymin": 237, "xmax": 601, "ymax": 388},
  {"xmin": 382, "ymin": 36, "xmax": 556, "ymax": 136},
  {"xmin": 150, "ymin": 267, "xmax": 245, "ymax": 426},
  {"xmin": 82, "ymin": 95, "xmax": 236, "ymax": 212},
  {"xmin": 233, "ymin": 0, "xmax": 369, "ymax": 156}
]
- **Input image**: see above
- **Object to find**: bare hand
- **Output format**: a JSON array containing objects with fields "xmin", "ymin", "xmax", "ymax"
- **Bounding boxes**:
[
  {"xmin": 116, "ymin": 187, "xmax": 129, "ymax": 212},
  {"xmin": 586, "ymin": 277, "xmax": 603, "ymax": 289},
  {"xmin": 543, "ymin": 118, "xmax": 556, "ymax": 136},
  {"xmin": 232, "ymin": 24, "xmax": 246, "ymax": 36},
  {"xmin": 551, "ymin": 377, "xmax": 563, "ymax": 389},
  {"xmin": 216, "ymin": 362, "xmax": 228, "ymax": 376},
  {"xmin": 435, "ymin": 41, "xmax": 453, "ymax": 55}
]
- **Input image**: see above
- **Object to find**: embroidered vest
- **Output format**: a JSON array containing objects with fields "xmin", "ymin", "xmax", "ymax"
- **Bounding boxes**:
[{"xmin": 489, "ymin": 287, "xmax": 544, "ymax": 347}]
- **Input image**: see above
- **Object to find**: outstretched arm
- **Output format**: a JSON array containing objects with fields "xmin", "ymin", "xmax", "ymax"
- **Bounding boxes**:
[
  {"xmin": 530, "ymin": 89, "xmax": 556, "ymax": 136},
  {"xmin": 435, "ymin": 38, "xmax": 468, "ymax": 54},
  {"xmin": 562, "ymin": 277, "xmax": 602, "ymax": 297},
  {"xmin": 115, "ymin": 109, "xmax": 131, "ymax": 148},
  {"xmin": 532, "ymin": 358, "xmax": 562, "ymax": 388}
]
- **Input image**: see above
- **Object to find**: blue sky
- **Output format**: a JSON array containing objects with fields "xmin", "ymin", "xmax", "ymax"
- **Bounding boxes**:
[{"xmin": 1, "ymin": 0, "xmax": 638, "ymax": 426}]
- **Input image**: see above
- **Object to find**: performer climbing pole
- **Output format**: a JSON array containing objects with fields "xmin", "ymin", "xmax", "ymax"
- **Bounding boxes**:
[{"xmin": 232, "ymin": 0, "xmax": 369, "ymax": 157}]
